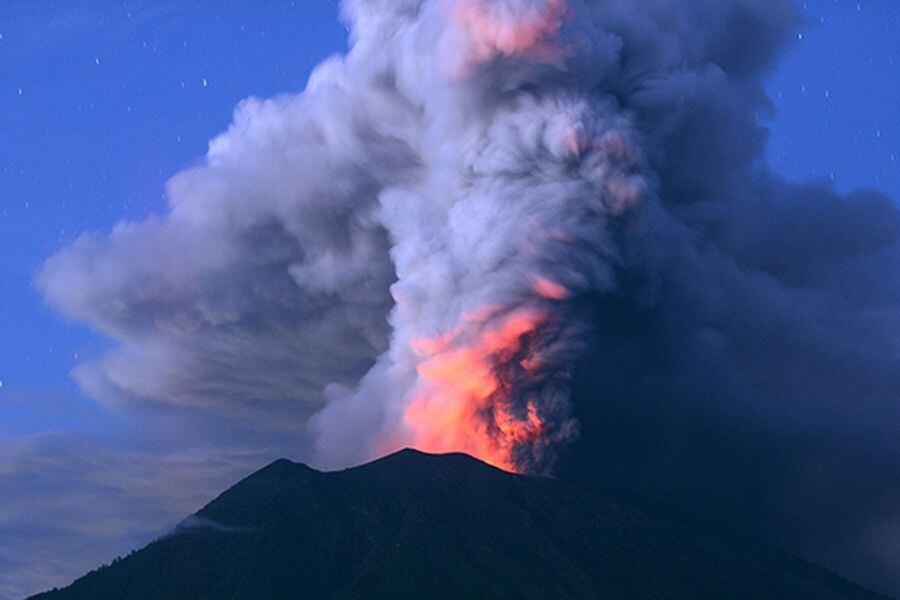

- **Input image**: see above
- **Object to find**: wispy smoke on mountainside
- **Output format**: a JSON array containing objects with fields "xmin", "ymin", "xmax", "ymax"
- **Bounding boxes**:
[{"xmin": 38, "ymin": 0, "xmax": 899, "ymax": 594}]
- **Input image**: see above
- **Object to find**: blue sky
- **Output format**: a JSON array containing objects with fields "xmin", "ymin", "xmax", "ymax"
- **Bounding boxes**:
[
  {"xmin": 767, "ymin": 0, "xmax": 897, "ymax": 195},
  {"xmin": 0, "ymin": 1, "xmax": 897, "ymax": 597}
]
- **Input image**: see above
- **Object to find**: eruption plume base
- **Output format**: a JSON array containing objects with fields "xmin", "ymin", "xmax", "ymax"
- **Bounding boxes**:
[{"xmin": 405, "ymin": 309, "xmax": 549, "ymax": 472}]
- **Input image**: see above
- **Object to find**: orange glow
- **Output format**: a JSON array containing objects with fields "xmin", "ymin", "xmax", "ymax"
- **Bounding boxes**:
[
  {"xmin": 453, "ymin": 0, "xmax": 568, "ymax": 65},
  {"xmin": 532, "ymin": 276, "xmax": 569, "ymax": 300},
  {"xmin": 405, "ymin": 309, "xmax": 547, "ymax": 472}
]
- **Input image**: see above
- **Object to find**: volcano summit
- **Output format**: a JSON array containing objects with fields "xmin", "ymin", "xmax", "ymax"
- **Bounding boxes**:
[{"xmin": 32, "ymin": 450, "xmax": 883, "ymax": 600}]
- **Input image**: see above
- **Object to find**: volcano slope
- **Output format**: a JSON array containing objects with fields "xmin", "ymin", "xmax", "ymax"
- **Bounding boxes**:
[{"xmin": 31, "ymin": 449, "xmax": 884, "ymax": 599}]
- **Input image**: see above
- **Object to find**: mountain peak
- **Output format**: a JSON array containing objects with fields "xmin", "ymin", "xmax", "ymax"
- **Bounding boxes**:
[
  {"xmin": 32, "ymin": 451, "xmax": 885, "ymax": 600},
  {"xmin": 359, "ymin": 446, "xmax": 503, "ymax": 472}
]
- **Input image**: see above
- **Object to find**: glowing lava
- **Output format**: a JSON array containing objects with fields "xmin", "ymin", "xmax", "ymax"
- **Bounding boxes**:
[{"xmin": 404, "ymin": 309, "xmax": 548, "ymax": 472}]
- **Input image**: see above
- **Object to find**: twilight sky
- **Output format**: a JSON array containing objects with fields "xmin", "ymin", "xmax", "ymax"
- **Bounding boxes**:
[{"xmin": 0, "ymin": 1, "xmax": 897, "ymax": 598}]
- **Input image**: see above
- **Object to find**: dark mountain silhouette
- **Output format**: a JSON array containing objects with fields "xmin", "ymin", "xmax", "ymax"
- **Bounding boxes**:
[{"xmin": 31, "ymin": 449, "xmax": 885, "ymax": 599}]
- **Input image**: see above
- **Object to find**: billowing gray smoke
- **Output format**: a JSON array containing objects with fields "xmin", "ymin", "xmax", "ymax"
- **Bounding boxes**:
[{"xmin": 38, "ymin": 0, "xmax": 899, "ymax": 594}]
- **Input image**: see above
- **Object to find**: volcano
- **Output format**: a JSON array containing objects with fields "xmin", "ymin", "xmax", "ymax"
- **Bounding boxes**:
[{"xmin": 31, "ymin": 449, "xmax": 883, "ymax": 599}]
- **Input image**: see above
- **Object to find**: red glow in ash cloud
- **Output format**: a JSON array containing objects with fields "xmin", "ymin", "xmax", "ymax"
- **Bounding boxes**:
[
  {"xmin": 532, "ymin": 276, "xmax": 569, "ymax": 300},
  {"xmin": 405, "ymin": 309, "xmax": 548, "ymax": 472},
  {"xmin": 450, "ymin": 0, "xmax": 569, "ymax": 72}
]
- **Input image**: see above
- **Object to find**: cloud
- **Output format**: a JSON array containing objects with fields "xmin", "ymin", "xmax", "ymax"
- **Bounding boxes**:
[
  {"xmin": 0, "ymin": 433, "xmax": 274, "ymax": 600},
  {"xmin": 34, "ymin": 0, "xmax": 899, "ymax": 594},
  {"xmin": 37, "ymin": 88, "xmax": 400, "ymax": 428}
]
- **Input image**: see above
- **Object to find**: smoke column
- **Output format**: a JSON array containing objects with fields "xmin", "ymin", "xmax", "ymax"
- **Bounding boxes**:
[{"xmin": 311, "ymin": 0, "xmax": 652, "ymax": 472}]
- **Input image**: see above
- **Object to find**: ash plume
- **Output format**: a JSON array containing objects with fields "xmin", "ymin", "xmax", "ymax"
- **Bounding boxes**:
[{"xmin": 38, "ymin": 0, "xmax": 899, "ymax": 594}]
